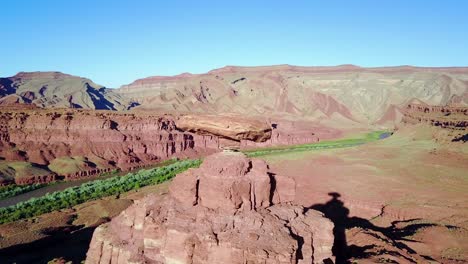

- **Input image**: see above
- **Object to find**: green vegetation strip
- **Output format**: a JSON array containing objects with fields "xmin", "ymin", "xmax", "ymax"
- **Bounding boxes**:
[
  {"xmin": 243, "ymin": 131, "xmax": 390, "ymax": 157},
  {"xmin": 0, "ymin": 131, "xmax": 390, "ymax": 224},
  {"xmin": 0, "ymin": 183, "xmax": 49, "ymax": 200},
  {"xmin": 0, "ymin": 159, "xmax": 201, "ymax": 224}
]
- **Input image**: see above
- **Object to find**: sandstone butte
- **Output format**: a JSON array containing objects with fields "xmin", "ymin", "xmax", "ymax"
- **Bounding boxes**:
[{"xmin": 85, "ymin": 152, "xmax": 335, "ymax": 264}]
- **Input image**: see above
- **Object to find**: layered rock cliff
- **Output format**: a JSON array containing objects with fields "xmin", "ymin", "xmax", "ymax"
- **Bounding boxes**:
[
  {"xmin": 86, "ymin": 152, "xmax": 335, "ymax": 264},
  {"xmin": 117, "ymin": 65, "xmax": 468, "ymax": 124},
  {"xmin": 401, "ymin": 103, "xmax": 468, "ymax": 142},
  {"xmin": 3, "ymin": 66, "xmax": 467, "ymax": 127},
  {"xmin": 0, "ymin": 109, "xmax": 268, "ymax": 184}
]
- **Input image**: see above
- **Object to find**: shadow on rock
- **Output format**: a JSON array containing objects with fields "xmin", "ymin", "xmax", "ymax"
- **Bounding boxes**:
[{"xmin": 308, "ymin": 192, "xmax": 438, "ymax": 264}]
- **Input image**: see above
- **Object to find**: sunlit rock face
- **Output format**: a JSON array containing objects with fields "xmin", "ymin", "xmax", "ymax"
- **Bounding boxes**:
[
  {"xmin": 0, "ymin": 109, "xmax": 223, "ymax": 184},
  {"xmin": 117, "ymin": 65, "xmax": 468, "ymax": 124},
  {"xmin": 85, "ymin": 152, "xmax": 335, "ymax": 264}
]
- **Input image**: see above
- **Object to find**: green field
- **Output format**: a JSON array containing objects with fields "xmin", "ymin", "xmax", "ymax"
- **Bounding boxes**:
[{"xmin": 242, "ymin": 131, "xmax": 391, "ymax": 157}]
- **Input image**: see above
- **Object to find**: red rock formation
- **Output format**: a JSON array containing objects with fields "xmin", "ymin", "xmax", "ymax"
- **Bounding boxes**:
[
  {"xmin": 406, "ymin": 103, "xmax": 468, "ymax": 115},
  {"xmin": 0, "ymin": 109, "xmax": 279, "ymax": 184},
  {"xmin": 13, "ymin": 174, "xmax": 58, "ymax": 185},
  {"xmin": 0, "ymin": 109, "xmax": 221, "ymax": 184},
  {"xmin": 0, "ymin": 110, "xmax": 209, "ymax": 168},
  {"xmin": 175, "ymin": 114, "xmax": 272, "ymax": 142},
  {"xmin": 401, "ymin": 104, "xmax": 468, "ymax": 142},
  {"xmin": 85, "ymin": 152, "xmax": 335, "ymax": 264},
  {"xmin": 63, "ymin": 167, "xmax": 112, "ymax": 181},
  {"xmin": 403, "ymin": 104, "xmax": 468, "ymax": 129}
]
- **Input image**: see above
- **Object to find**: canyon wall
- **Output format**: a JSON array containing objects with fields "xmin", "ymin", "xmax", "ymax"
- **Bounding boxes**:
[
  {"xmin": 403, "ymin": 104, "xmax": 468, "ymax": 129},
  {"xmin": 0, "ymin": 107, "xmax": 277, "ymax": 185},
  {"xmin": 0, "ymin": 109, "xmax": 222, "ymax": 184},
  {"xmin": 401, "ymin": 103, "xmax": 468, "ymax": 142}
]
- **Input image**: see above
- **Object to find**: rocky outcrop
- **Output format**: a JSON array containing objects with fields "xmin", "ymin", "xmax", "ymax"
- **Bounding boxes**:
[
  {"xmin": 176, "ymin": 114, "xmax": 272, "ymax": 142},
  {"xmin": 241, "ymin": 128, "xmax": 318, "ymax": 148},
  {"xmin": 240, "ymin": 120, "xmax": 345, "ymax": 149},
  {"xmin": 403, "ymin": 104, "xmax": 468, "ymax": 129},
  {"xmin": 240, "ymin": 120, "xmax": 342, "ymax": 148},
  {"xmin": 401, "ymin": 104, "xmax": 468, "ymax": 142},
  {"xmin": 86, "ymin": 152, "xmax": 335, "ymax": 264},
  {"xmin": 406, "ymin": 104, "xmax": 468, "ymax": 115}
]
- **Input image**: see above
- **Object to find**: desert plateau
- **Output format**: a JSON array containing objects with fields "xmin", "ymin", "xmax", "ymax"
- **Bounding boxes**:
[{"xmin": 1, "ymin": 1, "xmax": 467, "ymax": 263}]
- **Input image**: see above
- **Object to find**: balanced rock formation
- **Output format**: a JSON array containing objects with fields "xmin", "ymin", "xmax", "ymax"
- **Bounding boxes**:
[
  {"xmin": 176, "ymin": 114, "xmax": 272, "ymax": 142},
  {"xmin": 86, "ymin": 152, "xmax": 335, "ymax": 264}
]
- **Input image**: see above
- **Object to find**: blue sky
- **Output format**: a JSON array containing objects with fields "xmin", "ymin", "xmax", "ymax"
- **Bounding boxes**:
[{"xmin": 1, "ymin": 0, "xmax": 467, "ymax": 87}]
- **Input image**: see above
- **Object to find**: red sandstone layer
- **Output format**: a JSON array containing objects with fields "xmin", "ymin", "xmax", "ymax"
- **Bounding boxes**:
[
  {"xmin": 401, "ymin": 104, "xmax": 468, "ymax": 142},
  {"xmin": 0, "ymin": 109, "xmax": 277, "ymax": 185},
  {"xmin": 86, "ymin": 152, "xmax": 335, "ymax": 264}
]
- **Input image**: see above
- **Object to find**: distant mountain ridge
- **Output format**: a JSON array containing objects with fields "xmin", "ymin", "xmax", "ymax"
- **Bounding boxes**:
[
  {"xmin": 116, "ymin": 65, "xmax": 468, "ymax": 126},
  {"xmin": 0, "ymin": 71, "xmax": 131, "ymax": 110},
  {"xmin": 1, "ymin": 65, "xmax": 467, "ymax": 126}
]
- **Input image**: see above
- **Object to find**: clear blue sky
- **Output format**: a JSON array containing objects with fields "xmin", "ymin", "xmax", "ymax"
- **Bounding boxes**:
[{"xmin": 1, "ymin": 0, "xmax": 467, "ymax": 87}]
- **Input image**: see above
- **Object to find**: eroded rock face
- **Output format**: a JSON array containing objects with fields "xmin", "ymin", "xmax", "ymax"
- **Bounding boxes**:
[
  {"xmin": 118, "ymin": 65, "xmax": 468, "ymax": 124},
  {"xmin": 0, "ymin": 109, "xmax": 221, "ymax": 184},
  {"xmin": 176, "ymin": 114, "xmax": 272, "ymax": 142},
  {"xmin": 0, "ymin": 72, "xmax": 132, "ymax": 110},
  {"xmin": 240, "ymin": 120, "xmax": 343, "ymax": 149},
  {"xmin": 86, "ymin": 152, "xmax": 335, "ymax": 264},
  {"xmin": 402, "ymin": 103, "xmax": 468, "ymax": 142}
]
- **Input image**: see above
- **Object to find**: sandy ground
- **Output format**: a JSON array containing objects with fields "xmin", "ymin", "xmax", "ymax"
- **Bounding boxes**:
[{"xmin": 263, "ymin": 131, "xmax": 468, "ymax": 263}]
